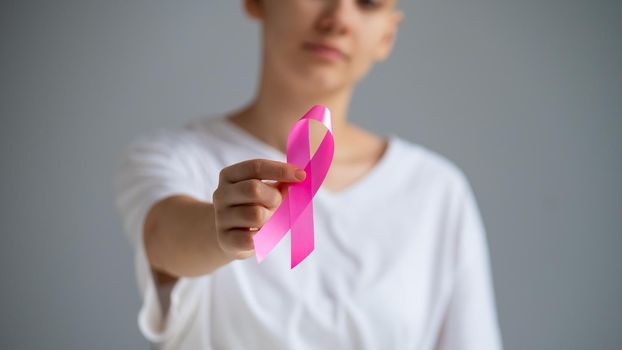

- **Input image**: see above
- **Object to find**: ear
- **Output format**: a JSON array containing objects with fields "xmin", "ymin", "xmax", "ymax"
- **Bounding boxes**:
[
  {"xmin": 243, "ymin": 0, "xmax": 264, "ymax": 20},
  {"xmin": 375, "ymin": 11, "xmax": 404, "ymax": 62}
]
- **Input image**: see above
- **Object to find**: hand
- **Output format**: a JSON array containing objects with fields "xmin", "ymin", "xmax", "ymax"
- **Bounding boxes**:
[{"xmin": 212, "ymin": 159, "xmax": 306, "ymax": 260}]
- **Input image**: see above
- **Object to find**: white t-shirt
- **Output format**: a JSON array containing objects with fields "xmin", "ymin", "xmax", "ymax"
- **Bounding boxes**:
[{"xmin": 115, "ymin": 114, "xmax": 503, "ymax": 350}]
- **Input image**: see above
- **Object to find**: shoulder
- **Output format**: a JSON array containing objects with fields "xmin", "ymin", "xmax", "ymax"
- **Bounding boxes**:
[
  {"xmin": 391, "ymin": 135, "xmax": 474, "ymax": 198},
  {"xmin": 122, "ymin": 115, "xmax": 227, "ymax": 160},
  {"xmin": 391, "ymin": 137, "xmax": 485, "ymax": 240}
]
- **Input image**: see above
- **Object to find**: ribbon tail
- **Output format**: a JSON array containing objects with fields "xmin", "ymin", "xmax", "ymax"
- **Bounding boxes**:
[
  {"xmin": 290, "ymin": 159, "xmax": 315, "ymax": 268},
  {"xmin": 290, "ymin": 199, "xmax": 314, "ymax": 269},
  {"xmin": 253, "ymin": 195, "xmax": 291, "ymax": 263}
]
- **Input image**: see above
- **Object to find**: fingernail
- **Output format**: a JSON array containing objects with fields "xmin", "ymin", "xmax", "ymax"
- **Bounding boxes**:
[{"xmin": 295, "ymin": 169, "xmax": 306, "ymax": 181}]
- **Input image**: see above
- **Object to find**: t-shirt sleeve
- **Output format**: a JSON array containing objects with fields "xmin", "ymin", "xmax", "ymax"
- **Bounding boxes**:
[
  {"xmin": 436, "ymin": 174, "xmax": 503, "ymax": 350},
  {"xmin": 114, "ymin": 130, "xmax": 212, "ymax": 345}
]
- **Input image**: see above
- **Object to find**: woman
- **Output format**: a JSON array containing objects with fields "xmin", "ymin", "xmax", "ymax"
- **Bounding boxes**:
[{"xmin": 116, "ymin": 0, "xmax": 502, "ymax": 349}]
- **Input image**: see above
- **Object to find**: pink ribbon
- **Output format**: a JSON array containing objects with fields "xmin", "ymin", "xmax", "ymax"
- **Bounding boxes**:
[{"xmin": 252, "ymin": 105, "xmax": 334, "ymax": 269}]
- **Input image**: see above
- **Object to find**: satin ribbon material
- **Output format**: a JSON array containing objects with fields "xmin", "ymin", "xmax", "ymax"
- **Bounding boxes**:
[{"xmin": 252, "ymin": 105, "xmax": 334, "ymax": 268}]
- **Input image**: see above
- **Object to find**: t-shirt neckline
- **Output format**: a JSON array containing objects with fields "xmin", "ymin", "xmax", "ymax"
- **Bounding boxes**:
[{"xmin": 216, "ymin": 114, "xmax": 400, "ymax": 204}]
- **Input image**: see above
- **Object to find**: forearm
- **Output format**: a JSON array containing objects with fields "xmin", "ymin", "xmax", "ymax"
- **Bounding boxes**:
[{"xmin": 143, "ymin": 195, "xmax": 234, "ymax": 278}]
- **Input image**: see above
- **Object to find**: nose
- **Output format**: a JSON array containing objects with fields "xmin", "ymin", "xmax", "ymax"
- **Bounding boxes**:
[{"xmin": 315, "ymin": 0, "xmax": 355, "ymax": 36}]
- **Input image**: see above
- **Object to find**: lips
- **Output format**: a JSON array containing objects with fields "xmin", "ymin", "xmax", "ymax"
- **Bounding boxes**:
[{"xmin": 303, "ymin": 41, "xmax": 347, "ymax": 61}]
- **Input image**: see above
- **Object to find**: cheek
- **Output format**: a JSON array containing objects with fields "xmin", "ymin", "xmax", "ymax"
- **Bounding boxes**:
[
  {"xmin": 358, "ymin": 24, "xmax": 387, "ymax": 59},
  {"xmin": 347, "ymin": 32, "xmax": 383, "ymax": 80},
  {"xmin": 264, "ymin": 9, "xmax": 313, "ymax": 55},
  {"xmin": 264, "ymin": 2, "xmax": 315, "ymax": 39}
]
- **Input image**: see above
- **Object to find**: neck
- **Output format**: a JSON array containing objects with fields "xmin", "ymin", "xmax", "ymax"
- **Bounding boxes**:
[{"xmin": 231, "ymin": 59, "xmax": 354, "ymax": 155}]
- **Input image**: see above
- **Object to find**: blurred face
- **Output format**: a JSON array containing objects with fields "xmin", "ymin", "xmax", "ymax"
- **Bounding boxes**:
[{"xmin": 245, "ymin": 0, "xmax": 403, "ymax": 94}]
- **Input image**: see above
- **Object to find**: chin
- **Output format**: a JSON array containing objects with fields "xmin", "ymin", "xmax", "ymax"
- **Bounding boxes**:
[
  {"xmin": 270, "ymin": 53, "xmax": 353, "ymax": 94},
  {"xmin": 293, "ymin": 66, "xmax": 351, "ymax": 93}
]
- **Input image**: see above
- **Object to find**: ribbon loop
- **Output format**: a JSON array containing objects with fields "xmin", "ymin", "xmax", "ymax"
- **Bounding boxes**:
[{"xmin": 252, "ymin": 105, "xmax": 334, "ymax": 268}]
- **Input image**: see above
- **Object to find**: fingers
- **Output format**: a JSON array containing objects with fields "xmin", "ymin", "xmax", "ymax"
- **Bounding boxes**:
[
  {"xmin": 214, "ymin": 179, "xmax": 283, "ymax": 209},
  {"xmin": 217, "ymin": 204, "xmax": 272, "ymax": 230},
  {"xmin": 217, "ymin": 228, "xmax": 256, "ymax": 258},
  {"xmin": 219, "ymin": 159, "xmax": 306, "ymax": 184},
  {"xmin": 213, "ymin": 158, "xmax": 305, "ymax": 261}
]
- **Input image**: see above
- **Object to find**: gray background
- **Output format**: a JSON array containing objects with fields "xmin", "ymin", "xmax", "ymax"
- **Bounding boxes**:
[{"xmin": 1, "ymin": 0, "xmax": 620, "ymax": 349}]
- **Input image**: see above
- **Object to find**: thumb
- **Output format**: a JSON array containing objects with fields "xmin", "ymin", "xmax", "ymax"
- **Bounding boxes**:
[
  {"xmin": 265, "ymin": 181, "xmax": 290, "ymax": 203},
  {"xmin": 277, "ymin": 182, "xmax": 290, "ymax": 200}
]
